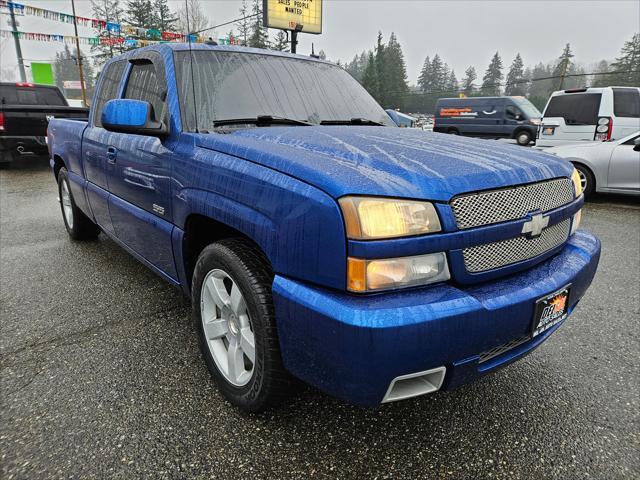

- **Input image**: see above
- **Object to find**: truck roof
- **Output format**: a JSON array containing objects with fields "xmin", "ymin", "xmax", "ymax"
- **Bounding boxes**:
[{"xmin": 102, "ymin": 42, "xmax": 332, "ymax": 67}]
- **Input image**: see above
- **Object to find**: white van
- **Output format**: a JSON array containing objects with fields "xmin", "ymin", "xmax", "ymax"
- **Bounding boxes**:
[{"xmin": 537, "ymin": 86, "xmax": 640, "ymax": 147}]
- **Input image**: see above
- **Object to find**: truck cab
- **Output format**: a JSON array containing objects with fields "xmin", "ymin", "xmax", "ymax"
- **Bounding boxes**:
[{"xmin": 48, "ymin": 44, "xmax": 600, "ymax": 412}]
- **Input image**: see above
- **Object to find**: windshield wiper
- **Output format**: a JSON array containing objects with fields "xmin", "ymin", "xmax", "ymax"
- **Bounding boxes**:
[
  {"xmin": 320, "ymin": 118, "xmax": 386, "ymax": 126},
  {"xmin": 212, "ymin": 115, "xmax": 313, "ymax": 128}
]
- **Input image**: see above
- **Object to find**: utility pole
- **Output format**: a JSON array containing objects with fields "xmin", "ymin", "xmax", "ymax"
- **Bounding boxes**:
[
  {"xmin": 70, "ymin": 0, "xmax": 88, "ymax": 106},
  {"xmin": 9, "ymin": 2, "xmax": 26, "ymax": 82}
]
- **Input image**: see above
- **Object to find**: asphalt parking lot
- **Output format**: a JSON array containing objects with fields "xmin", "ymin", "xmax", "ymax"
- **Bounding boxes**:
[{"xmin": 1, "ymin": 157, "xmax": 638, "ymax": 479}]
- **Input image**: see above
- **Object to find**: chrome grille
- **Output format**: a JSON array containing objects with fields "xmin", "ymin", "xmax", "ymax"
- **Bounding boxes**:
[
  {"xmin": 451, "ymin": 178, "xmax": 574, "ymax": 229},
  {"xmin": 463, "ymin": 220, "xmax": 571, "ymax": 273}
]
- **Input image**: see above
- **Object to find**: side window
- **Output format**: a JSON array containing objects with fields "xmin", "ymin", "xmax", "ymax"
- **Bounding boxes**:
[
  {"xmin": 613, "ymin": 88, "xmax": 640, "ymax": 118},
  {"xmin": 505, "ymin": 105, "xmax": 522, "ymax": 119},
  {"xmin": 124, "ymin": 62, "xmax": 165, "ymax": 122},
  {"xmin": 93, "ymin": 60, "xmax": 126, "ymax": 127}
]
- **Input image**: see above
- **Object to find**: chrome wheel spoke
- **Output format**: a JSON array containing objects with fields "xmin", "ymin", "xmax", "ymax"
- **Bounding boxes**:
[
  {"xmin": 229, "ymin": 283, "xmax": 247, "ymax": 316},
  {"xmin": 206, "ymin": 275, "xmax": 230, "ymax": 309},
  {"xmin": 227, "ymin": 341, "xmax": 245, "ymax": 383},
  {"xmin": 239, "ymin": 327, "xmax": 255, "ymax": 363},
  {"xmin": 200, "ymin": 268, "xmax": 255, "ymax": 387},
  {"xmin": 203, "ymin": 318, "xmax": 228, "ymax": 340}
]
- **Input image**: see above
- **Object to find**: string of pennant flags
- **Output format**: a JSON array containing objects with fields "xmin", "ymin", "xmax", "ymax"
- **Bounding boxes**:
[
  {"xmin": 0, "ymin": 0, "xmax": 205, "ymax": 45},
  {"xmin": 0, "ymin": 29, "xmax": 202, "ymax": 47}
]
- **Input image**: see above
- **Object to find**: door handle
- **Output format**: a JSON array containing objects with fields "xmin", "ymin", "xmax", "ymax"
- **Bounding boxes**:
[{"xmin": 106, "ymin": 146, "xmax": 118, "ymax": 164}]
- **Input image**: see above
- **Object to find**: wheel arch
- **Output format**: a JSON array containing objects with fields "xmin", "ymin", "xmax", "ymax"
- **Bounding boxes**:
[
  {"xmin": 52, "ymin": 154, "xmax": 66, "ymax": 179},
  {"xmin": 568, "ymin": 158, "xmax": 598, "ymax": 192},
  {"xmin": 181, "ymin": 212, "xmax": 272, "ymax": 293}
]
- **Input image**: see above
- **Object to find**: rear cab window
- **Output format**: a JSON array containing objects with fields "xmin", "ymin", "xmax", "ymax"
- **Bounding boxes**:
[
  {"xmin": 0, "ymin": 85, "xmax": 66, "ymax": 106},
  {"xmin": 544, "ymin": 93, "xmax": 602, "ymax": 125},
  {"xmin": 93, "ymin": 60, "xmax": 127, "ymax": 127},
  {"xmin": 613, "ymin": 88, "xmax": 640, "ymax": 118}
]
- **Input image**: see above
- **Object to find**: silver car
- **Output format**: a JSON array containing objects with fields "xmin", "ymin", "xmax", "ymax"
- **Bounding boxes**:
[{"xmin": 546, "ymin": 132, "xmax": 640, "ymax": 196}]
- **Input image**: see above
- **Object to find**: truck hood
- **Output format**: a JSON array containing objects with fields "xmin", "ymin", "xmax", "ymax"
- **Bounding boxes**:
[{"xmin": 196, "ymin": 126, "xmax": 573, "ymax": 201}]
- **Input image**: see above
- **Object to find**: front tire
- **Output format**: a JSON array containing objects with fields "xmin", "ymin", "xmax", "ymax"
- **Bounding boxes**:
[
  {"xmin": 58, "ymin": 167, "xmax": 101, "ymax": 240},
  {"xmin": 573, "ymin": 163, "xmax": 595, "ymax": 196},
  {"xmin": 192, "ymin": 238, "xmax": 292, "ymax": 412},
  {"xmin": 516, "ymin": 130, "xmax": 532, "ymax": 146}
]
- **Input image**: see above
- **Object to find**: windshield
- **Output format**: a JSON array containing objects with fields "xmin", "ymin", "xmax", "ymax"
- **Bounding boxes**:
[
  {"xmin": 513, "ymin": 97, "xmax": 542, "ymax": 118},
  {"xmin": 174, "ymin": 50, "xmax": 395, "ymax": 131}
]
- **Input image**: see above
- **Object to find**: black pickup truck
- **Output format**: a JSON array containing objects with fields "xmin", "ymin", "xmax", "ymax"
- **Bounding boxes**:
[{"xmin": 0, "ymin": 82, "xmax": 88, "ymax": 165}]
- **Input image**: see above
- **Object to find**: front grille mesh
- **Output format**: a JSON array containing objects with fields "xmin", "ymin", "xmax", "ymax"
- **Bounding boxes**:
[
  {"xmin": 479, "ymin": 336, "xmax": 530, "ymax": 363},
  {"xmin": 451, "ymin": 178, "xmax": 574, "ymax": 229},
  {"xmin": 463, "ymin": 219, "xmax": 571, "ymax": 273}
]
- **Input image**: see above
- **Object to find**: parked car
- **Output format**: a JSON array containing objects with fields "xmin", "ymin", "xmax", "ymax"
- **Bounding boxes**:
[
  {"xmin": 385, "ymin": 109, "xmax": 416, "ymax": 127},
  {"xmin": 48, "ymin": 44, "xmax": 600, "ymax": 412},
  {"xmin": 546, "ymin": 131, "xmax": 640, "ymax": 196},
  {"xmin": 0, "ymin": 82, "xmax": 88, "ymax": 165},
  {"xmin": 537, "ymin": 86, "xmax": 640, "ymax": 148},
  {"xmin": 433, "ymin": 96, "xmax": 541, "ymax": 145}
]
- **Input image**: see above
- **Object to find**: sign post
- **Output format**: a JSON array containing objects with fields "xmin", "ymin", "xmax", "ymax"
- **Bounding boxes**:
[{"xmin": 263, "ymin": 0, "xmax": 323, "ymax": 54}]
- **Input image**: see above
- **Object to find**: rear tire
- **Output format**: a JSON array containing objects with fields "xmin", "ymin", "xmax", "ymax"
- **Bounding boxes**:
[
  {"xmin": 192, "ymin": 238, "xmax": 292, "ymax": 412},
  {"xmin": 58, "ymin": 167, "xmax": 101, "ymax": 240},
  {"xmin": 447, "ymin": 128, "xmax": 459, "ymax": 135},
  {"xmin": 573, "ymin": 163, "xmax": 595, "ymax": 197},
  {"xmin": 516, "ymin": 130, "xmax": 532, "ymax": 146}
]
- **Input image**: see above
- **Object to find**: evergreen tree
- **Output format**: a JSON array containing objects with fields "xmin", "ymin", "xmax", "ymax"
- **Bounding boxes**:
[
  {"xmin": 345, "ymin": 52, "xmax": 369, "ymax": 83},
  {"xmin": 154, "ymin": 0, "xmax": 178, "ymax": 32},
  {"xmin": 126, "ymin": 0, "xmax": 155, "ymax": 29},
  {"xmin": 247, "ymin": 0, "xmax": 268, "ymax": 48},
  {"xmin": 610, "ymin": 33, "xmax": 640, "ymax": 86},
  {"xmin": 461, "ymin": 66, "xmax": 477, "ymax": 96},
  {"xmin": 237, "ymin": 0, "xmax": 251, "ymax": 45},
  {"xmin": 91, "ymin": 0, "xmax": 127, "ymax": 64},
  {"xmin": 54, "ymin": 44, "xmax": 95, "ymax": 97},
  {"xmin": 552, "ymin": 43, "xmax": 574, "ymax": 90},
  {"xmin": 379, "ymin": 32, "xmax": 408, "ymax": 108},
  {"xmin": 417, "ymin": 56, "xmax": 431, "ymax": 92},
  {"xmin": 528, "ymin": 62, "xmax": 554, "ymax": 110},
  {"xmin": 505, "ymin": 53, "xmax": 526, "ymax": 96},
  {"xmin": 446, "ymin": 70, "xmax": 458, "ymax": 93},
  {"xmin": 271, "ymin": 30, "xmax": 289, "ymax": 52},
  {"xmin": 430, "ymin": 54, "xmax": 446, "ymax": 92},
  {"xmin": 591, "ymin": 60, "xmax": 612, "ymax": 87},
  {"xmin": 362, "ymin": 51, "xmax": 379, "ymax": 101},
  {"xmin": 374, "ymin": 32, "xmax": 386, "ymax": 98},
  {"xmin": 480, "ymin": 51, "xmax": 503, "ymax": 96}
]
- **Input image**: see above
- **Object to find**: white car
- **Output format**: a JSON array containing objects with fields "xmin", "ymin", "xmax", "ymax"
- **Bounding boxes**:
[
  {"xmin": 537, "ymin": 87, "xmax": 640, "ymax": 148},
  {"xmin": 546, "ymin": 131, "xmax": 640, "ymax": 196}
]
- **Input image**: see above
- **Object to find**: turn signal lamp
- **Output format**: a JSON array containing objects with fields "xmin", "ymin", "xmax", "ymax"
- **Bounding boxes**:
[
  {"xmin": 571, "ymin": 168, "xmax": 583, "ymax": 197},
  {"xmin": 347, "ymin": 253, "xmax": 450, "ymax": 292}
]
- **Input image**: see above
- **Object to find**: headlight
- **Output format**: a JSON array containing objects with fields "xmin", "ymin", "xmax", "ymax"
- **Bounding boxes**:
[
  {"xmin": 339, "ymin": 196, "xmax": 441, "ymax": 240},
  {"xmin": 530, "ymin": 118, "xmax": 541, "ymax": 125},
  {"xmin": 571, "ymin": 168, "xmax": 583, "ymax": 197},
  {"xmin": 347, "ymin": 253, "xmax": 450, "ymax": 292}
]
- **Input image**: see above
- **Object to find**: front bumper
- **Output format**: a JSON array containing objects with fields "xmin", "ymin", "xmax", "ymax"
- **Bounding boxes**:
[{"xmin": 273, "ymin": 230, "xmax": 600, "ymax": 406}]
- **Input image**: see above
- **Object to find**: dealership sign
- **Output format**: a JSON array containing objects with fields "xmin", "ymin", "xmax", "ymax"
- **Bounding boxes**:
[
  {"xmin": 63, "ymin": 80, "xmax": 85, "ymax": 90},
  {"xmin": 263, "ymin": 0, "xmax": 322, "ymax": 34}
]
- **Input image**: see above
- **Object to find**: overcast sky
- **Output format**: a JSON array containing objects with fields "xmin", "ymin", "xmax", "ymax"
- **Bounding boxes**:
[{"xmin": 1, "ymin": 0, "xmax": 638, "ymax": 83}]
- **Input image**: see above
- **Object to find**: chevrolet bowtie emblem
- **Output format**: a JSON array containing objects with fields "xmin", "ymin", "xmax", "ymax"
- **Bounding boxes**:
[{"xmin": 522, "ymin": 213, "xmax": 549, "ymax": 238}]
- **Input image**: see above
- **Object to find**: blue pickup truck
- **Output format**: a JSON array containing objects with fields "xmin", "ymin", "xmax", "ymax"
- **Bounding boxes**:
[{"xmin": 48, "ymin": 44, "xmax": 600, "ymax": 412}]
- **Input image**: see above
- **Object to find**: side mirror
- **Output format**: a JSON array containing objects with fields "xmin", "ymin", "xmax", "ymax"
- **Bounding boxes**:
[
  {"xmin": 101, "ymin": 99, "xmax": 168, "ymax": 137},
  {"xmin": 515, "ymin": 114, "xmax": 523, "ymax": 121}
]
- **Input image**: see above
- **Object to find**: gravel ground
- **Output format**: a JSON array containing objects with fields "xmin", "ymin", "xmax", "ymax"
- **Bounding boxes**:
[{"xmin": 1, "ymin": 157, "xmax": 639, "ymax": 479}]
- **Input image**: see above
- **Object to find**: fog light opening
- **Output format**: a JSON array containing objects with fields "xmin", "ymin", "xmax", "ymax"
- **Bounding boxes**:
[{"xmin": 382, "ymin": 366, "xmax": 446, "ymax": 403}]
